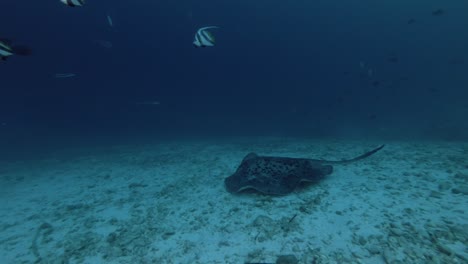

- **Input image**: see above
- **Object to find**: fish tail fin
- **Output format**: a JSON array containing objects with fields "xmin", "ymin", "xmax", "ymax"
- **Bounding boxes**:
[{"xmin": 12, "ymin": 45, "xmax": 32, "ymax": 56}]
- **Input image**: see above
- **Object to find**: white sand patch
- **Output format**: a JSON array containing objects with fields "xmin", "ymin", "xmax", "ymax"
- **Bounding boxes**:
[{"xmin": 0, "ymin": 138, "xmax": 467, "ymax": 263}]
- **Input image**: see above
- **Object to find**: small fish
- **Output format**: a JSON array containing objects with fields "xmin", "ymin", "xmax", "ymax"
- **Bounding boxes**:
[
  {"xmin": 448, "ymin": 57, "xmax": 464, "ymax": 65},
  {"xmin": 193, "ymin": 26, "xmax": 219, "ymax": 48},
  {"xmin": 54, "ymin": 73, "xmax": 76, "ymax": 78},
  {"xmin": 60, "ymin": 0, "xmax": 85, "ymax": 7},
  {"xmin": 107, "ymin": 14, "xmax": 113, "ymax": 27},
  {"xmin": 135, "ymin": 101, "xmax": 161, "ymax": 105},
  {"xmin": 432, "ymin": 8, "xmax": 444, "ymax": 16},
  {"xmin": 95, "ymin": 39, "xmax": 113, "ymax": 48},
  {"xmin": 0, "ymin": 39, "xmax": 32, "ymax": 61},
  {"xmin": 387, "ymin": 53, "xmax": 399, "ymax": 63},
  {"xmin": 0, "ymin": 41, "xmax": 13, "ymax": 60}
]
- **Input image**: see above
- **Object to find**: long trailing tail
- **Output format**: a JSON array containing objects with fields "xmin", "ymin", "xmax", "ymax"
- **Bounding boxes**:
[{"xmin": 319, "ymin": 144, "xmax": 385, "ymax": 164}]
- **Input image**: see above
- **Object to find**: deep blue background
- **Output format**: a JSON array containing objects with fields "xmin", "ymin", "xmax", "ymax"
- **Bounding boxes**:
[{"xmin": 1, "ymin": 0, "xmax": 467, "ymax": 157}]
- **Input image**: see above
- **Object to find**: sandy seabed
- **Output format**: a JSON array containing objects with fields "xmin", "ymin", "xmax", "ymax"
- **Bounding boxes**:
[{"xmin": 0, "ymin": 138, "xmax": 467, "ymax": 264}]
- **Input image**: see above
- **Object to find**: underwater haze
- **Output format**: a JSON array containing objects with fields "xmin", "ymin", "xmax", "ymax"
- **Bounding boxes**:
[
  {"xmin": 1, "ymin": 0, "xmax": 468, "ymax": 155},
  {"xmin": 1, "ymin": 1, "xmax": 468, "ymax": 263}
]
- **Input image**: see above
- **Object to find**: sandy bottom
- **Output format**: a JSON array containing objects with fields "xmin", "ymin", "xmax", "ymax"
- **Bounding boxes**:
[{"xmin": 0, "ymin": 138, "xmax": 467, "ymax": 264}]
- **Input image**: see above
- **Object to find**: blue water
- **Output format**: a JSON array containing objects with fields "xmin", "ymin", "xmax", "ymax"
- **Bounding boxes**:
[{"xmin": 1, "ymin": 0, "xmax": 467, "ymax": 158}]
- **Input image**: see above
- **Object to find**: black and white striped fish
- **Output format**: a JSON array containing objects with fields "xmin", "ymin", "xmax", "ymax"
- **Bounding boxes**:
[
  {"xmin": 193, "ymin": 26, "xmax": 219, "ymax": 48},
  {"xmin": 60, "ymin": 0, "xmax": 85, "ymax": 7},
  {"xmin": 0, "ymin": 39, "xmax": 31, "ymax": 61},
  {"xmin": 0, "ymin": 40, "xmax": 14, "ymax": 60}
]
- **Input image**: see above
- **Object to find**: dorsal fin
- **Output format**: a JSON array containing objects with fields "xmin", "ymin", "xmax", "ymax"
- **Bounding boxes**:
[
  {"xmin": 198, "ymin": 26, "xmax": 219, "ymax": 32},
  {"xmin": 0, "ymin": 38, "xmax": 12, "ymax": 45}
]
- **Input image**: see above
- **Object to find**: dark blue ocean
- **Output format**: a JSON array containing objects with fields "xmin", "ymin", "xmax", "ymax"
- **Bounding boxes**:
[
  {"xmin": 2, "ymin": 1, "xmax": 468, "ymax": 263},
  {"xmin": 1, "ymin": 0, "xmax": 467, "ymax": 157}
]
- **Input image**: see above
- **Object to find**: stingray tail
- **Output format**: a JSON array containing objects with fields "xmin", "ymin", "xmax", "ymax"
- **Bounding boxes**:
[{"xmin": 323, "ymin": 144, "xmax": 385, "ymax": 164}]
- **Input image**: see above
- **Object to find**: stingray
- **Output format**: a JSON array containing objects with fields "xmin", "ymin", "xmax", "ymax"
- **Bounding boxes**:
[{"xmin": 224, "ymin": 145, "xmax": 385, "ymax": 195}]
